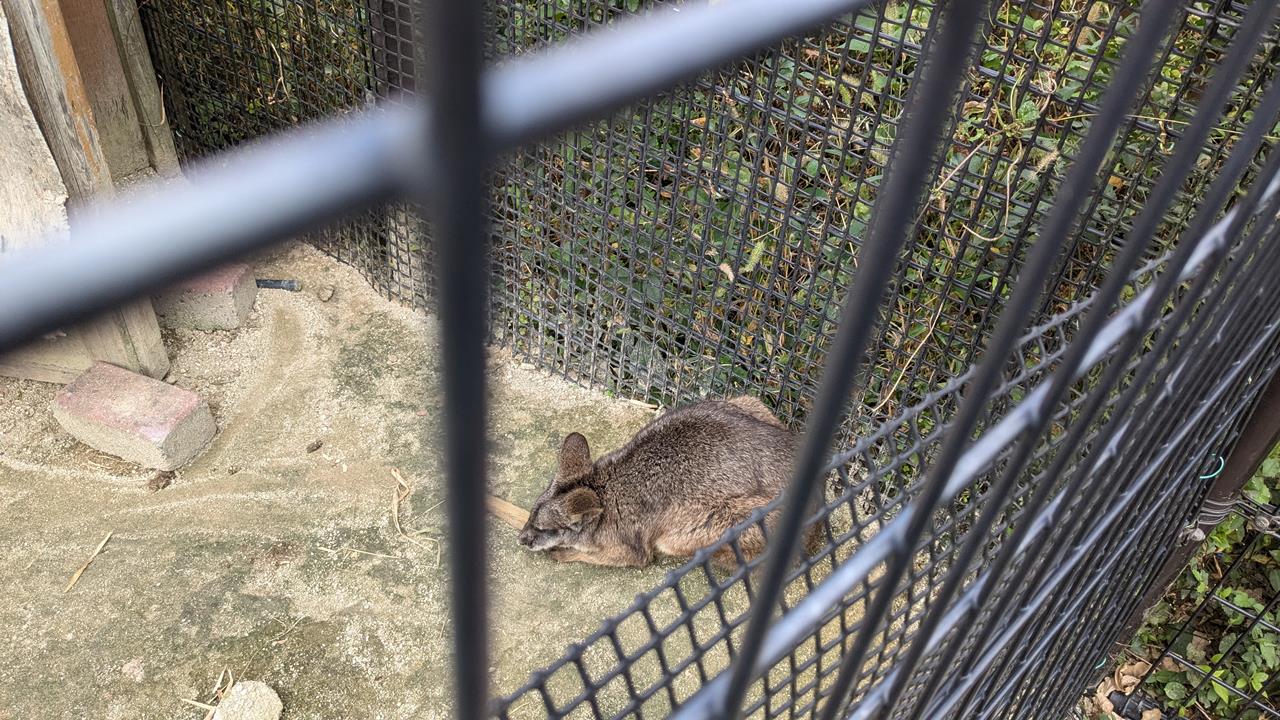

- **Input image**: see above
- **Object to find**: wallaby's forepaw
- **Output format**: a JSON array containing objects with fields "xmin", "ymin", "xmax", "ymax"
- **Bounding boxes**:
[{"xmin": 548, "ymin": 547, "xmax": 582, "ymax": 563}]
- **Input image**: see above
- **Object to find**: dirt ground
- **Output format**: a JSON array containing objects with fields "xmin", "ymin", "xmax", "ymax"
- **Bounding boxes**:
[{"xmin": 0, "ymin": 242, "xmax": 683, "ymax": 719}]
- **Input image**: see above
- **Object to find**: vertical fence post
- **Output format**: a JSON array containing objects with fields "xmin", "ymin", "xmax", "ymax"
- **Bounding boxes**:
[
  {"xmin": 422, "ymin": 0, "xmax": 491, "ymax": 718},
  {"xmin": 1117, "ymin": 364, "xmax": 1280, "ymax": 643}
]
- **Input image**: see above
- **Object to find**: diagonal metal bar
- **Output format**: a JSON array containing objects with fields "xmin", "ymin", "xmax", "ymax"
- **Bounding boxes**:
[
  {"xmin": 816, "ymin": 3, "xmax": 1179, "ymax": 718},
  {"xmin": 889, "ymin": 3, "xmax": 1280, "ymax": 714},
  {"xmin": 931, "ymin": 221, "xmax": 1280, "ymax": 718},
  {"xmin": 0, "ymin": 109, "xmax": 421, "ymax": 354},
  {"xmin": 670, "ymin": 201, "xmax": 1280, "ymax": 720},
  {"xmin": 950, "ymin": 141, "xmax": 1280, "ymax": 719},
  {"xmin": 926, "ymin": 178, "xmax": 1280, "ymax": 720},
  {"xmin": 482, "ymin": 0, "xmax": 880, "ymax": 149},
  {"xmin": 714, "ymin": 2, "xmax": 992, "ymax": 718},
  {"xmin": 670, "ymin": 117, "xmax": 1280, "ymax": 720}
]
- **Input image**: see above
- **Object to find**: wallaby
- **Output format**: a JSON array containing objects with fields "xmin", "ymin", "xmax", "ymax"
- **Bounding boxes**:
[{"xmin": 517, "ymin": 396, "xmax": 821, "ymax": 568}]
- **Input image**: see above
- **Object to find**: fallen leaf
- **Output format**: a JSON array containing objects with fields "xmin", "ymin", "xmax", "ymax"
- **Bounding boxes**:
[
  {"xmin": 718, "ymin": 263, "xmax": 735, "ymax": 283},
  {"xmin": 1141, "ymin": 709, "xmax": 1162, "ymax": 720}
]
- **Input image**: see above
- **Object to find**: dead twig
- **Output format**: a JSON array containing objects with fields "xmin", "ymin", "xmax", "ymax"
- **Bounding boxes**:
[
  {"xmin": 64, "ymin": 531, "xmax": 113, "ymax": 593},
  {"xmin": 390, "ymin": 468, "xmax": 443, "ymax": 565},
  {"xmin": 183, "ymin": 667, "xmax": 234, "ymax": 720},
  {"xmin": 270, "ymin": 617, "xmax": 305, "ymax": 646},
  {"xmin": 316, "ymin": 545, "xmax": 405, "ymax": 561}
]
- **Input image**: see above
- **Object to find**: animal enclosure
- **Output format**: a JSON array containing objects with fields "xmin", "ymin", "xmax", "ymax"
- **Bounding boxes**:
[{"xmin": 19, "ymin": 0, "xmax": 1280, "ymax": 718}]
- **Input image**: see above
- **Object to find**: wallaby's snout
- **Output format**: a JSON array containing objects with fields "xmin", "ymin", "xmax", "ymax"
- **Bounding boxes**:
[{"xmin": 517, "ymin": 527, "xmax": 535, "ymax": 547}]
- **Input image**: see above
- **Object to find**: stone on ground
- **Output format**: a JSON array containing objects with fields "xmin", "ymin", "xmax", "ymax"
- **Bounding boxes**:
[
  {"xmin": 153, "ymin": 262, "xmax": 257, "ymax": 330},
  {"xmin": 51, "ymin": 361, "xmax": 215, "ymax": 470},
  {"xmin": 213, "ymin": 681, "xmax": 283, "ymax": 720}
]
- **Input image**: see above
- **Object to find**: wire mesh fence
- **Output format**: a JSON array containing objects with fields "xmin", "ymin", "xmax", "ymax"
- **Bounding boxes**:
[{"xmin": 117, "ymin": 0, "xmax": 1280, "ymax": 718}]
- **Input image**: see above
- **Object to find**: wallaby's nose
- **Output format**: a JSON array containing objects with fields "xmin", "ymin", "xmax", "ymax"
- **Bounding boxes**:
[{"xmin": 518, "ymin": 529, "xmax": 533, "ymax": 547}]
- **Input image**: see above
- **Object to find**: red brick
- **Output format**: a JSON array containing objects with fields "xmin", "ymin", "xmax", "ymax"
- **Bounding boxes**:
[
  {"xmin": 153, "ymin": 262, "xmax": 257, "ymax": 331},
  {"xmin": 52, "ymin": 362, "xmax": 215, "ymax": 470}
]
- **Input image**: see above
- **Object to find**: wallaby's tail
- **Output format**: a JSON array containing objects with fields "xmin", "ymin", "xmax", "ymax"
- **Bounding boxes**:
[{"xmin": 726, "ymin": 395, "xmax": 786, "ymax": 428}]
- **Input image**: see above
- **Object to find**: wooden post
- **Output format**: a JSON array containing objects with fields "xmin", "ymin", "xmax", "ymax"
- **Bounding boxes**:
[
  {"xmin": 100, "ymin": 0, "xmax": 179, "ymax": 176},
  {"xmin": 1, "ymin": 0, "xmax": 170, "ymax": 381},
  {"xmin": 2, "ymin": 0, "xmax": 113, "ymax": 201}
]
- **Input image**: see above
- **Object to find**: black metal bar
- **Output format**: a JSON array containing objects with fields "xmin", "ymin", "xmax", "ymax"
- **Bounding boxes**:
[
  {"xmin": 925, "ymin": 258, "xmax": 1280, "ymax": 717},
  {"xmin": 423, "ymin": 0, "xmax": 490, "ymax": 718},
  {"xmin": 870, "ymin": 291, "xmax": 1280, "ymax": 719},
  {"xmin": 913, "ymin": 280, "xmax": 1280, "ymax": 718},
  {"xmin": 1122, "ymin": 360, "xmax": 1280, "ymax": 642},
  {"xmin": 891, "ymin": 3, "xmax": 1280, "ymax": 714},
  {"xmin": 1227, "ymin": 651, "xmax": 1280, "ymax": 720},
  {"xmin": 713, "ymin": 2, "xmax": 991, "ymax": 718},
  {"xmin": 1137, "ymin": 533, "xmax": 1265, "ymax": 683},
  {"xmin": 1167, "ymin": 648, "xmax": 1280, "ymax": 719},
  {"xmin": 817, "ymin": 3, "xmax": 1181, "ymax": 718},
  {"xmin": 998, "ymin": 203, "xmax": 1280, "ymax": 719},
  {"xmin": 1185, "ymin": 587, "xmax": 1280, "ymax": 704},
  {"xmin": 670, "ymin": 140, "xmax": 1280, "ymax": 720},
  {"xmin": 950, "ymin": 159, "xmax": 1280, "ymax": 719}
]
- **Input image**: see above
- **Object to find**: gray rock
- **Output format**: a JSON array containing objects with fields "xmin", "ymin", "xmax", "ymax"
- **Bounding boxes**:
[{"xmin": 213, "ymin": 681, "xmax": 282, "ymax": 720}]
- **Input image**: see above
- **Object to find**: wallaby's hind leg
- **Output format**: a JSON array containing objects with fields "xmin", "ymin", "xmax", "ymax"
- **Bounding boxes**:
[
  {"xmin": 711, "ymin": 524, "xmax": 769, "ymax": 569},
  {"xmin": 709, "ymin": 509, "xmax": 827, "ymax": 571},
  {"xmin": 726, "ymin": 395, "xmax": 786, "ymax": 428}
]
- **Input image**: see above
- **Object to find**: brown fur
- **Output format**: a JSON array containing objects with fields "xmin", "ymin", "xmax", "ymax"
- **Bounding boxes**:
[{"xmin": 518, "ymin": 396, "xmax": 822, "ymax": 568}]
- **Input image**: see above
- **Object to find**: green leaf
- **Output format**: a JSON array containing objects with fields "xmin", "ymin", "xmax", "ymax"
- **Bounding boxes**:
[
  {"xmin": 1262, "ymin": 641, "xmax": 1278, "ymax": 668},
  {"xmin": 1212, "ymin": 681, "xmax": 1230, "ymax": 703},
  {"xmin": 1164, "ymin": 681, "xmax": 1187, "ymax": 701},
  {"xmin": 846, "ymin": 36, "xmax": 871, "ymax": 54}
]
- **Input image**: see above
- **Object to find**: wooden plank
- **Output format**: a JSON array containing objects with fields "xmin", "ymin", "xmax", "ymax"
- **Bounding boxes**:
[
  {"xmin": 101, "ymin": 0, "xmax": 178, "ymax": 175},
  {"xmin": 0, "ymin": 332, "xmax": 91, "ymax": 383},
  {"xmin": 58, "ymin": 0, "xmax": 149, "ymax": 180},
  {"xmin": 79, "ymin": 301, "xmax": 169, "ymax": 379},
  {"xmin": 1, "ymin": 0, "xmax": 113, "ymax": 202},
  {"xmin": 487, "ymin": 495, "xmax": 531, "ymax": 530}
]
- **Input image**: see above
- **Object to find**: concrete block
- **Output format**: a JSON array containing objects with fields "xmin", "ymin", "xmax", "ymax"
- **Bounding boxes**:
[
  {"xmin": 153, "ymin": 263, "xmax": 257, "ymax": 331},
  {"xmin": 52, "ymin": 362, "xmax": 215, "ymax": 470}
]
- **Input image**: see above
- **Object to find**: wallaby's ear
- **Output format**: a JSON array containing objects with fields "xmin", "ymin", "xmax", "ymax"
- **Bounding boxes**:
[
  {"xmin": 562, "ymin": 486, "xmax": 603, "ymax": 530},
  {"xmin": 558, "ymin": 432, "xmax": 592, "ymax": 478}
]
